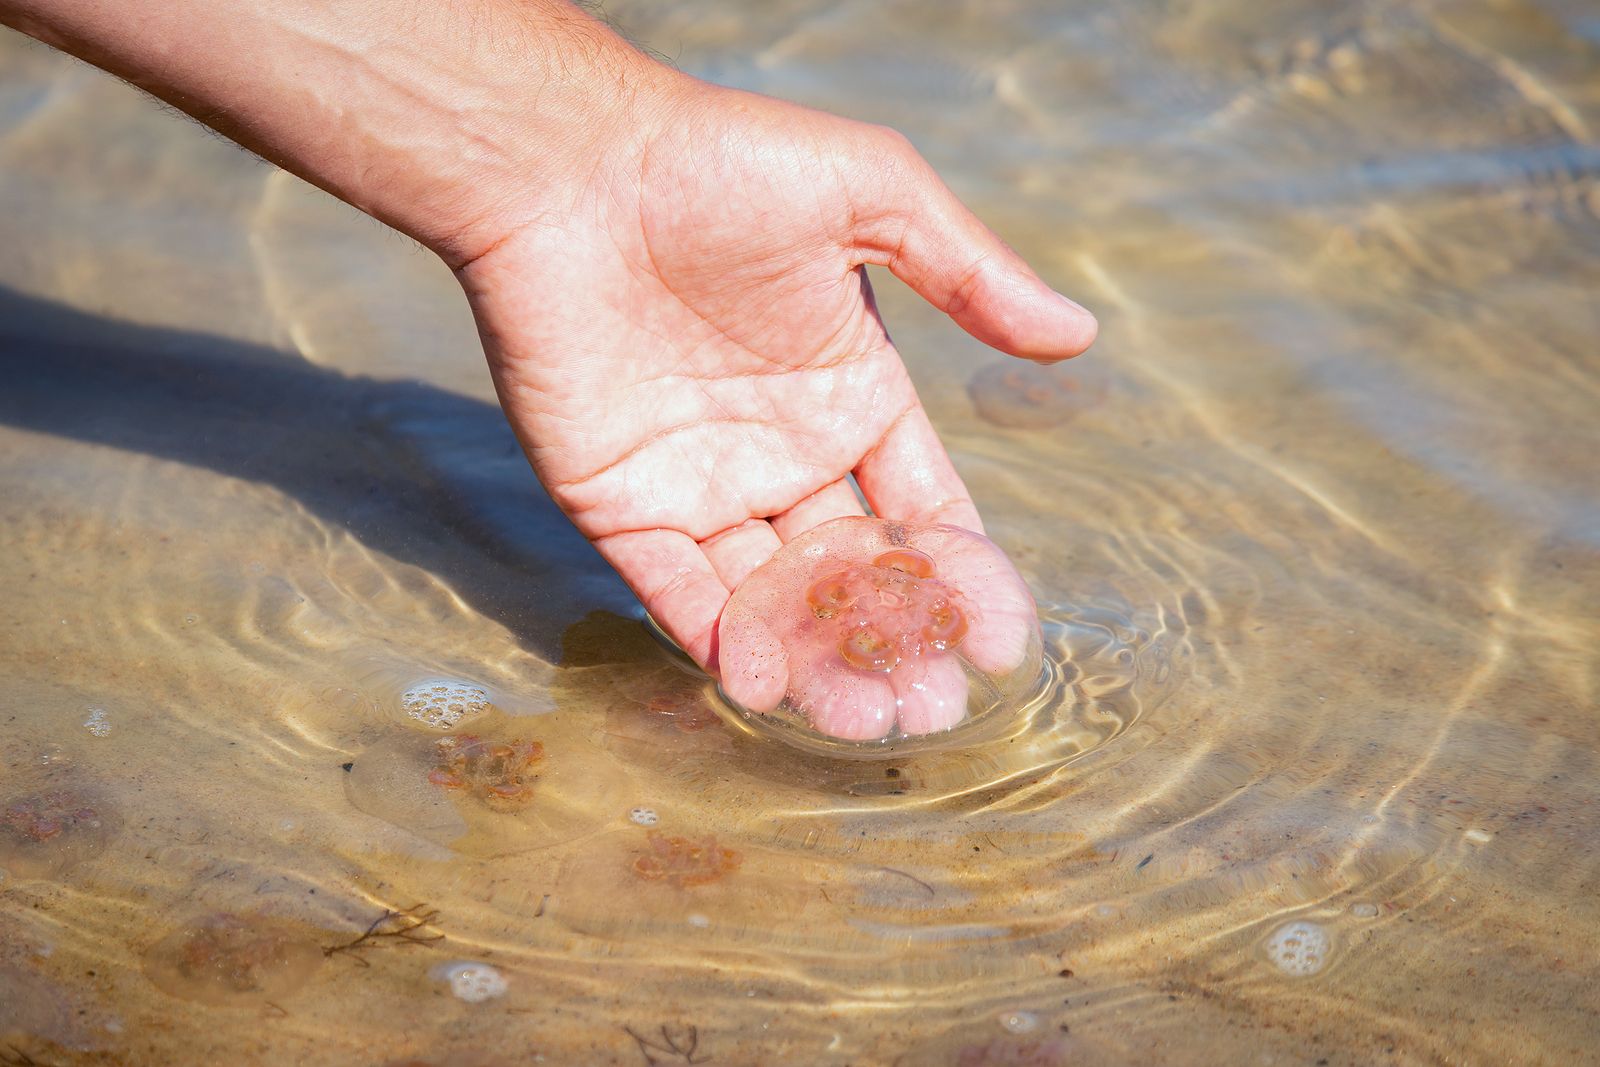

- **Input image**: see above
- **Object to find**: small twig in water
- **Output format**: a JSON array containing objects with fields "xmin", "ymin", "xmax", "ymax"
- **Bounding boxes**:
[
  {"xmin": 625, "ymin": 1023, "xmax": 711, "ymax": 1065},
  {"xmin": 875, "ymin": 866, "xmax": 936, "ymax": 897},
  {"xmin": 2, "ymin": 1046, "xmax": 52, "ymax": 1067},
  {"xmin": 323, "ymin": 903, "xmax": 444, "ymax": 965}
]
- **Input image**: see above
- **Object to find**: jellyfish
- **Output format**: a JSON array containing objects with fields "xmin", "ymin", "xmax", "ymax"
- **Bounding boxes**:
[
  {"xmin": 551, "ymin": 827, "xmax": 817, "ymax": 943},
  {"xmin": 718, "ymin": 517, "xmax": 1042, "ymax": 744},
  {"xmin": 633, "ymin": 687, "xmax": 721, "ymax": 733},
  {"xmin": 427, "ymin": 735, "xmax": 544, "ymax": 812},
  {"xmin": 967, "ymin": 359, "xmax": 1108, "ymax": 429},
  {"xmin": 1264, "ymin": 920, "xmax": 1332, "ymax": 977},
  {"xmin": 346, "ymin": 728, "xmax": 625, "ymax": 856},
  {"xmin": 0, "ymin": 788, "xmax": 121, "ymax": 880},
  {"xmin": 955, "ymin": 1037, "xmax": 1075, "ymax": 1067},
  {"xmin": 630, "ymin": 830, "xmax": 742, "ymax": 889},
  {"xmin": 0, "ymin": 953, "xmax": 99, "ymax": 1051},
  {"xmin": 894, "ymin": 1026, "xmax": 1101, "ymax": 1067},
  {"xmin": 142, "ymin": 912, "xmax": 324, "ymax": 1007}
]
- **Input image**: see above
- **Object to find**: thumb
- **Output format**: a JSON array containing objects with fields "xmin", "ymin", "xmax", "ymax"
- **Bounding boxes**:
[{"xmin": 847, "ymin": 130, "xmax": 1098, "ymax": 363}]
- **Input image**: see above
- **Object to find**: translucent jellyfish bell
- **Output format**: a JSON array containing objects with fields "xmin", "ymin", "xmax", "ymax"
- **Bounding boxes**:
[{"xmin": 718, "ymin": 517, "xmax": 1044, "ymax": 754}]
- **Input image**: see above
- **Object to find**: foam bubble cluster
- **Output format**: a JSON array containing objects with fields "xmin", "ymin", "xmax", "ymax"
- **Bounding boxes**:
[
  {"xmin": 401, "ymin": 680, "xmax": 489, "ymax": 730},
  {"xmin": 1265, "ymin": 919, "xmax": 1331, "ymax": 976}
]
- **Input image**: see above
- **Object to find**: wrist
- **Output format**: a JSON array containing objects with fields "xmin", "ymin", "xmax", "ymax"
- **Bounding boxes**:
[{"xmin": 384, "ymin": 4, "xmax": 691, "ymax": 269}]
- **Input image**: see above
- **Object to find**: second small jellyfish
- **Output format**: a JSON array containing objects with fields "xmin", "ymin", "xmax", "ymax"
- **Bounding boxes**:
[
  {"xmin": 427, "ymin": 735, "xmax": 544, "ymax": 812},
  {"xmin": 630, "ymin": 830, "xmax": 742, "ymax": 889},
  {"xmin": 345, "ymin": 729, "xmax": 624, "ymax": 856},
  {"xmin": 967, "ymin": 359, "xmax": 1109, "ymax": 430},
  {"xmin": 142, "ymin": 912, "xmax": 325, "ymax": 1007},
  {"xmin": 0, "ymin": 787, "xmax": 121, "ymax": 881}
]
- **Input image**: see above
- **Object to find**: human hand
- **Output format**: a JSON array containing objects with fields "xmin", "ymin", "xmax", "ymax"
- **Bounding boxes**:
[
  {"xmin": 0, "ymin": 0, "xmax": 1094, "ymax": 728},
  {"xmin": 456, "ymin": 74, "xmax": 1097, "ymax": 678}
]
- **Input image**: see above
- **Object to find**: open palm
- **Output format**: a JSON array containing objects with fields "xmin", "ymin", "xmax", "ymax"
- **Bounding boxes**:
[{"xmin": 456, "ymin": 83, "xmax": 1096, "ymax": 669}]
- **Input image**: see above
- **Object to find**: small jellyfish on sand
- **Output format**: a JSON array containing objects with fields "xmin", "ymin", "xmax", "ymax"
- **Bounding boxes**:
[
  {"xmin": 631, "ymin": 830, "xmax": 741, "ymax": 888},
  {"xmin": 967, "ymin": 360, "xmax": 1108, "ymax": 429},
  {"xmin": 0, "ymin": 958, "xmax": 96, "ymax": 1051},
  {"xmin": 997, "ymin": 1010, "xmax": 1038, "ymax": 1034},
  {"xmin": 0, "ymin": 788, "xmax": 120, "ymax": 880},
  {"xmin": 718, "ymin": 517, "xmax": 1042, "ymax": 744},
  {"xmin": 347, "ymin": 729, "xmax": 620, "ymax": 857},
  {"xmin": 1264, "ymin": 919, "xmax": 1332, "ymax": 977},
  {"xmin": 427, "ymin": 735, "xmax": 544, "ymax": 812},
  {"xmin": 143, "ymin": 913, "xmax": 324, "ymax": 1006},
  {"xmin": 432, "ymin": 960, "xmax": 508, "ymax": 1003},
  {"xmin": 956, "ymin": 1037, "xmax": 1073, "ymax": 1067},
  {"xmin": 634, "ymin": 687, "xmax": 721, "ymax": 733}
]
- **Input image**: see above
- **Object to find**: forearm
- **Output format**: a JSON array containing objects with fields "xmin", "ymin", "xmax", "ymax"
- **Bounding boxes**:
[{"xmin": 0, "ymin": 0, "xmax": 671, "ymax": 265}]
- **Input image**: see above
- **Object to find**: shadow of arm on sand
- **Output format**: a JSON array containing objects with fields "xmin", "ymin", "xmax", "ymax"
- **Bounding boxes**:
[{"xmin": 0, "ymin": 284, "xmax": 636, "ymax": 659}]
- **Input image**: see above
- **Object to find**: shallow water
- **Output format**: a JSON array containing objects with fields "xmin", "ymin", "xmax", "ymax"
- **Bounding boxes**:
[{"xmin": 1, "ymin": 1, "xmax": 1597, "ymax": 1063}]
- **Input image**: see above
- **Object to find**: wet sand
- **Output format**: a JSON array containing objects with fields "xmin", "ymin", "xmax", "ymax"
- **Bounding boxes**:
[{"xmin": 1, "ymin": 1, "xmax": 1598, "ymax": 1063}]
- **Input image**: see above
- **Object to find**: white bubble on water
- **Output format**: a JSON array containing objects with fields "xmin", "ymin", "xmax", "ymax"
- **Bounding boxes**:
[
  {"xmin": 629, "ymin": 807, "xmax": 659, "ymax": 827},
  {"xmin": 83, "ymin": 708, "xmax": 111, "ymax": 737},
  {"xmin": 1464, "ymin": 828, "xmax": 1492, "ymax": 844},
  {"xmin": 401, "ymin": 680, "xmax": 489, "ymax": 730},
  {"xmin": 998, "ymin": 1010, "xmax": 1038, "ymax": 1034},
  {"xmin": 432, "ymin": 961, "xmax": 507, "ymax": 1003},
  {"xmin": 1349, "ymin": 902, "xmax": 1378, "ymax": 919},
  {"xmin": 1265, "ymin": 920, "xmax": 1331, "ymax": 976}
]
